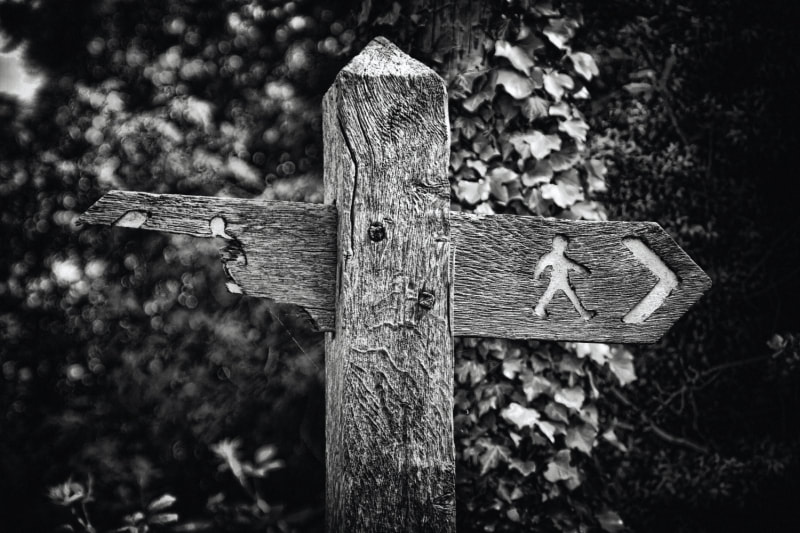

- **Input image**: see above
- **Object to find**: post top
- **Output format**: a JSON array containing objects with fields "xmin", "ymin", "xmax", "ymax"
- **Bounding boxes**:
[{"xmin": 339, "ymin": 36, "xmax": 438, "ymax": 79}]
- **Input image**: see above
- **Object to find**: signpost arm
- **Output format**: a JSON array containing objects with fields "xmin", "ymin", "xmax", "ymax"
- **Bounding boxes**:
[{"xmin": 322, "ymin": 37, "xmax": 456, "ymax": 532}]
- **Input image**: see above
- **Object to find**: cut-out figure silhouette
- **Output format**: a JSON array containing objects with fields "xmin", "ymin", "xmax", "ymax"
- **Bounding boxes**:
[{"xmin": 534, "ymin": 235, "xmax": 594, "ymax": 320}]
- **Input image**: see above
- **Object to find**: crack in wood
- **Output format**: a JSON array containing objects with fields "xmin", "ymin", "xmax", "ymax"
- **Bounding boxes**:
[{"xmin": 337, "ymin": 110, "xmax": 358, "ymax": 263}]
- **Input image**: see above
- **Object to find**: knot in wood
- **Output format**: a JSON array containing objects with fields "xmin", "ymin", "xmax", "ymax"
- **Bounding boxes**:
[
  {"xmin": 368, "ymin": 221, "xmax": 386, "ymax": 242},
  {"xmin": 418, "ymin": 289, "xmax": 435, "ymax": 310}
]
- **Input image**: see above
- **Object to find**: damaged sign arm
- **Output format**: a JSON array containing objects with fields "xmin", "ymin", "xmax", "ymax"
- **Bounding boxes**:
[{"xmin": 79, "ymin": 190, "xmax": 339, "ymax": 330}]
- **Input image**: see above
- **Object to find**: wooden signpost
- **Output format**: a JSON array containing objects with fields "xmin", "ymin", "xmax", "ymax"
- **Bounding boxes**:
[{"xmin": 81, "ymin": 38, "xmax": 710, "ymax": 532}]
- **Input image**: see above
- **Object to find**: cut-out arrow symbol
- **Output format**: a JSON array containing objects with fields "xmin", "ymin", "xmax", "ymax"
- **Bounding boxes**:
[{"xmin": 621, "ymin": 237, "xmax": 679, "ymax": 324}]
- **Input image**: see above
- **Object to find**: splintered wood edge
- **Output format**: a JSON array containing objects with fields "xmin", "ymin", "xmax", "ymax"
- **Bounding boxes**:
[{"xmin": 80, "ymin": 190, "xmax": 338, "ymax": 332}]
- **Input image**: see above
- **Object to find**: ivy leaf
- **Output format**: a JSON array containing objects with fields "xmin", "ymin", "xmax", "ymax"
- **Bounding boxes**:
[
  {"xmin": 463, "ymin": 90, "xmax": 493, "ymax": 113},
  {"xmin": 530, "ymin": 355, "xmax": 549, "ymax": 372},
  {"xmin": 480, "ymin": 338, "xmax": 509, "ymax": 359},
  {"xmin": 609, "ymin": 348, "xmax": 636, "ymax": 385},
  {"xmin": 521, "ymin": 371, "xmax": 552, "ymax": 401},
  {"xmin": 462, "ymin": 441, "xmax": 481, "ymax": 463},
  {"xmin": 521, "ymin": 96, "xmax": 549, "ymax": 121},
  {"xmin": 579, "ymin": 405, "xmax": 599, "ymax": 430},
  {"xmin": 455, "ymin": 359, "xmax": 487, "ymax": 386},
  {"xmin": 478, "ymin": 395, "xmax": 498, "ymax": 416},
  {"xmin": 571, "ymin": 201, "xmax": 608, "ymax": 221},
  {"xmin": 473, "ymin": 137, "xmax": 500, "ymax": 160},
  {"xmin": 502, "ymin": 357, "xmax": 523, "ymax": 379},
  {"xmin": 597, "ymin": 510, "xmax": 625, "ymax": 533},
  {"xmin": 488, "ymin": 167, "xmax": 518, "ymax": 205},
  {"xmin": 455, "ymin": 179, "xmax": 490, "ymax": 205},
  {"xmin": 536, "ymin": 419, "xmax": 558, "ymax": 442},
  {"xmin": 454, "ymin": 389, "xmax": 471, "ymax": 410},
  {"xmin": 521, "ymin": 159, "xmax": 553, "ymax": 187},
  {"xmin": 494, "ymin": 40, "xmax": 534, "ymax": 76},
  {"xmin": 549, "ymin": 144, "xmax": 581, "ymax": 171},
  {"xmin": 554, "ymin": 386, "xmax": 585, "ymax": 411},
  {"xmin": 541, "ymin": 173, "xmax": 584, "ymax": 209},
  {"xmin": 509, "ymin": 458, "xmax": 537, "ymax": 476},
  {"xmin": 477, "ymin": 441, "xmax": 511, "ymax": 475},
  {"xmin": 557, "ymin": 352, "xmax": 585, "ymax": 375},
  {"xmin": 525, "ymin": 187, "xmax": 549, "ymax": 216},
  {"xmin": 501, "ymin": 402, "xmax": 539, "ymax": 429},
  {"xmin": 544, "ymin": 71, "xmax": 574, "ymax": 101},
  {"xmin": 506, "ymin": 179, "xmax": 524, "ymax": 203},
  {"xmin": 475, "ymin": 202, "xmax": 495, "ymax": 215},
  {"xmin": 449, "ymin": 149, "xmax": 470, "ymax": 171},
  {"xmin": 569, "ymin": 52, "xmax": 599, "ymax": 80},
  {"xmin": 602, "ymin": 428, "xmax": 628, "ymax": 452},
  {"xmin": 565, "ymin": 423, "xmax": 597, "ymax": 455},
  {"xmin": 574, "ymin": 342, "xmax": 611, "ymax": 365},
  {"xmin": 543, "ymin": 450, "xmax": 580, "ymax": 488},
  {"xmin": 466, "ymin": 158, "xmax": 488, "ymax": 177},
  {"xmin": 574, "ymin": 86, "xmax": 591, "ymax": 99},
  {"xmin": 494, "ymin": 69, "xmax": 535, "ymax": 99},
  {"xmin": 497, "ymin": 482, "xmax": 513, "ymax": 503},
  {"xmin": 586, "ymin": 158, "xmax": 608, "ymax": 193},
  {"xmin": 559, "ymin": 118, "xmax": 589, "ymax": 142},
  {"xmin": 544, "ymin": 402, "xmax": 569, "ymax": 424},
  {"xmin": 489, "ymin": 180, "xmax": 509, "ymax": 204},
  {"xmin": 549, "ymin": 101, "xmax": 571, "ymax": 118},
  {"xmin": 454, "ymin": 115, "xmax": 483, "ymax": 139},
  {"xmin": 543, "ymin": 18, "xmax": 579, "ymax": 50},
  {"xmin": 512, "ymin": 131, "xmax": 562, "ymax": 159}
]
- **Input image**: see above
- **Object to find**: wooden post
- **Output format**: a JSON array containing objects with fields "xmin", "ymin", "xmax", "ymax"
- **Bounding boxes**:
[{"xmin": 322, "ymin": 38, "xmax": 455, "ymax": 532}]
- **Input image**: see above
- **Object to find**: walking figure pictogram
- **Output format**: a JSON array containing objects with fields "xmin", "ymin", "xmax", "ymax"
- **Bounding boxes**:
[{"xmin": 534, "ymin": 235, "xmax": 594, "ymax": 320}]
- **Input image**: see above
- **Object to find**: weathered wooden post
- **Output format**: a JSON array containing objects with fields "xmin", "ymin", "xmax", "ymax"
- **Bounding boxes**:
[
  {"xmin": 80, "ymin": 37, "xmax": 711, "ymax": 533},
  {"xmin": 321, "ymin": 39, "xmax": 454, "ymax": 530}
]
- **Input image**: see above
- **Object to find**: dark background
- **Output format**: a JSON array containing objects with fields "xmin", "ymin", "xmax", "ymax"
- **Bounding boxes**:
[{"xmin": 1, "ymin": 0, "xmax": 799, "ymax": 532}]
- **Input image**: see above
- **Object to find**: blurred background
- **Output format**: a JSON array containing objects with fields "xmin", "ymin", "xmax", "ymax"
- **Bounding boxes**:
[{"xmin": 1, "ymin": 0, "xmax": 799, "ymax": 532}]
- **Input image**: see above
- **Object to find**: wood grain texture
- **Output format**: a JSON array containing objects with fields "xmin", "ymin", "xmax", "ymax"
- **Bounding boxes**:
[
  {"xmin": 323, "ymin": 37, "xmax": 455, "ymax": 532},
  {"xmin": 79, "ymin": 190, "xmax": 337, "ymax": 329},
  {"xmin": 80, "ymin": 193, "xmax": 711, "ymax": 343},
  {"xmin": 450, "ymin": 212, "xmax": 712, "ymax": 342}
]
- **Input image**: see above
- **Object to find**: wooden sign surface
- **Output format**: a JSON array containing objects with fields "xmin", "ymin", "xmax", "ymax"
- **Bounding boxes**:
[
  {"xmin": 451, "ymin": 213, "xmax": 711, "ymax": 342},
  {"xmin": 81, "ymin": 191, "xmax": 710, "ymax": 343}
]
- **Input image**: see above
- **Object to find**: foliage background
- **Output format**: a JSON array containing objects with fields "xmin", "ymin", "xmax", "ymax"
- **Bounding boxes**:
[{"xmin": 1, "ymin": 0, "xmax": 799, "ymax": 532}]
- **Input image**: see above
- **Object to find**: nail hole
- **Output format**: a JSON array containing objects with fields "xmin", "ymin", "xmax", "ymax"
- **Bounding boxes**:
[
  {"xmin": 368, "ymin": 221, "xmax": 386, "ymax": 242},
  {"xmin": 418, "ymin": 290, "xmax": 435, "ymax": 310}
]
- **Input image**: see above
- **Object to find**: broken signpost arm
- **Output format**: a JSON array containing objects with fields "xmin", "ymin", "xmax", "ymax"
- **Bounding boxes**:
[{"xmin": 79, "ymin": 190, "xmax": 338, "ymax": 330}]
